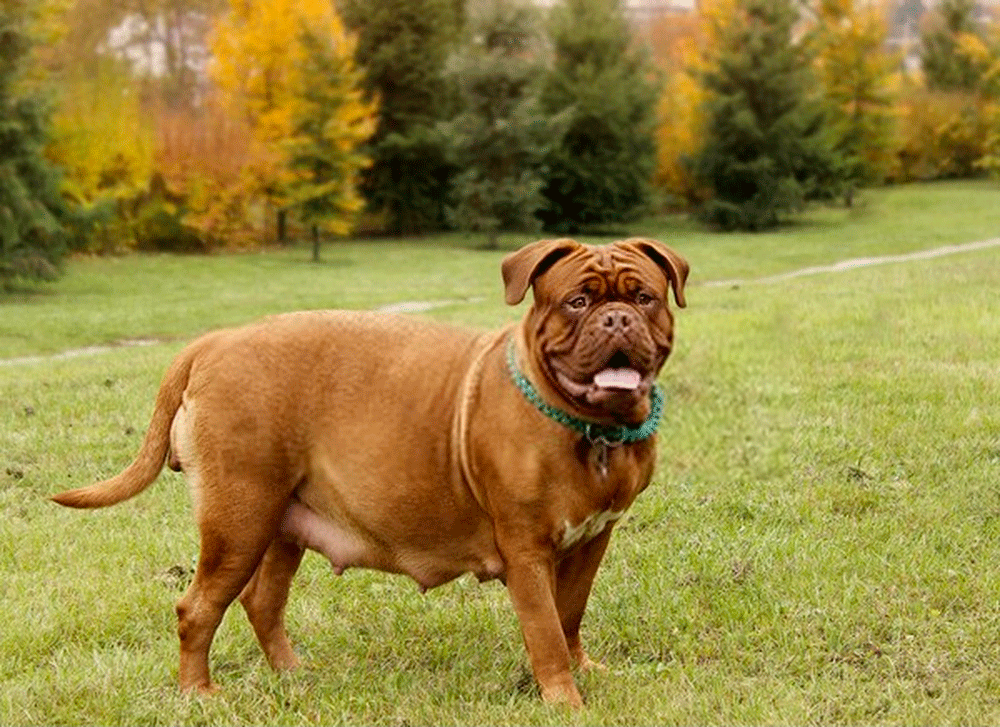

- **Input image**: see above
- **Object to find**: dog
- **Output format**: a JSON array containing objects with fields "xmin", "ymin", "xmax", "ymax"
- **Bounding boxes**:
[{"xmin": 52, "ymin": 237, "xmax": 688, "ymax": 707}]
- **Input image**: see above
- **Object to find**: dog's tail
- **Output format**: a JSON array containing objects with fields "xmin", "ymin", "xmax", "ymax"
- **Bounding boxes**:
[{"xmin": 51, "ymin": 340, "xmax": 202, "ymax": 509}]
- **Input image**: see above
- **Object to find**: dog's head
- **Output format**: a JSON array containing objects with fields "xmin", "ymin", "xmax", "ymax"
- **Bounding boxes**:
[{"xmin": 503, "ymin": 238, "xmax": 688, "ymax": 426}]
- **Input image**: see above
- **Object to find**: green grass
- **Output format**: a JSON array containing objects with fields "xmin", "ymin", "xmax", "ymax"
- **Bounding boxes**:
[
  {"xmin": 3, "ymin": 180, "xmax": 999, "ymax": 360},
  {"xmin": 2, "ymin": 180, "xmax": 1000, "ymax": 724}
]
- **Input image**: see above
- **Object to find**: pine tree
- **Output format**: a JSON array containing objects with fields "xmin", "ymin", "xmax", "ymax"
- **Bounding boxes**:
[
  {"xmin": 440, "ymin": 0, "xmax": 567, "ymax": 249},
  {"xmin": 0, "ymin": 1, "xmax": 77, "ymax": 287},
  {"xmin": 691, "ymin": 0, "xmax": 845, "ymax": 230},
  {"xmin": 339, "ymin": 0, "xmax": 463, "ymax": 234},
  {"xmin": 538, "ymin": 0, "xmax": 659, "ymax": 233},
  {"xmin": 286, "ymin": 27, "xmax": 376, "ymax": 262}
]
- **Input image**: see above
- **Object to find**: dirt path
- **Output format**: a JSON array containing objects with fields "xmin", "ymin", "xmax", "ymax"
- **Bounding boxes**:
[
  {"xmin": 702, "ymin": 237, "xmax": 1000, "ymax": 288},
  {"xmin": 4, "ymin": 237, "xmax": 999, "ymax": 367}
]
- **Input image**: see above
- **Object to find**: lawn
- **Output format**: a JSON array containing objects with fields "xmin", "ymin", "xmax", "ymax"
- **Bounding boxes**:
[{"xmin": 2, "ymin": 180, "xmax": 1000, "ymax": 724}]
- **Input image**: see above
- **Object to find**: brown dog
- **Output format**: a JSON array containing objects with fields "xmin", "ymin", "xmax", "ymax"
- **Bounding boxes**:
[{"xmin": 52, "ymin": 237, "xmax": 688, "ymax": 707}]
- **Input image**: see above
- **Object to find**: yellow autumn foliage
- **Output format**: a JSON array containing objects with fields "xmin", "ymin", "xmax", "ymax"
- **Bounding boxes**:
[
  {"xmin": 19, "ymin": 0, "xmax": 73, "ymax": 87},
  {"xmin": 650, "ymin": 0, "xmax": 737, "ymax": 205},
  {"xmin": 209, "ymin": 0, "xmax": 376, "ymax": 238},
  {"xmin": 810, "ymin": 0, "xmax": 899, "ymax": 182},
  {"xmin": 893, "ymin": 86, "xmax": 999, "ymax": 181},
  {"xmin": 650, "ymin": 12, "xmax": 705, "ymax": 205},
  {"xmin": 46, "ymin": 64, "xmax": 156, "ymax": 251}
]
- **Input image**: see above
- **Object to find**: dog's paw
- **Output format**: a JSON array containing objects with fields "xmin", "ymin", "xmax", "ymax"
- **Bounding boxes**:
[
  {"xmin": 568, "ymin": 645, "xmax": 607, "ymax": 673},
  {"xmin": 270, "ymin": 651, "xmax": 301, "ymax": 671},
  {"xmin": 183, "ymin": 681, "xmax": 221, "ymax": 697},
  {"xmin": 540, "ymin": 681, "xmax": 584, "ymax": 709}
]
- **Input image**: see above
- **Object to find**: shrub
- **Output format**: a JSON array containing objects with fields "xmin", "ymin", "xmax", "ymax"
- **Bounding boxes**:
[{"xmin": 891, "ymin": 88, "xmax": 996, "ymax": 181}]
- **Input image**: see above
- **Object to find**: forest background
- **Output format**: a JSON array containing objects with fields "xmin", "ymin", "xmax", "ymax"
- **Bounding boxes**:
[{"xmin": 2, "ymin": 0, "xmax": 1000, "ymax": 286}]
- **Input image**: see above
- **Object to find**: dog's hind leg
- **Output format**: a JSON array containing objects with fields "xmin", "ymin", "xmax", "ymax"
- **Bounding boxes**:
[
  {"xmin": 239, "ymin": 536, "xmax": 305, "ymax": 671},
  {"xmin": 174, "ymin": 490, "xmax": 287, "ymax": 693}
]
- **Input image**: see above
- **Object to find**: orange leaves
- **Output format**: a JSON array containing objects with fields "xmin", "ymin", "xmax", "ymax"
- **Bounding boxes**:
[{"xmin": 154, "ymin": 98, "xmax": 266, "ymax": 247}]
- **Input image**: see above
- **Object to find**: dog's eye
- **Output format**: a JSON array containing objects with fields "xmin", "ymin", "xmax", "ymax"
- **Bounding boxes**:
[
  {"xmin": 566, "ymin": 295, "xmax": 588, "ymax": 311},
  {"xmin": 636, "ymin": 292, "xmax": 655, "ymax": 306}
]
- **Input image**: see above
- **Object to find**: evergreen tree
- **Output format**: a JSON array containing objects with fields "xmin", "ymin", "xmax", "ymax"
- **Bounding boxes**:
[
  {"xmin": 538, "ymin": 0, "xmax": 659, "ymax": 233},
  {"xmin": 340, "ymin": 0, "xmax": 463, "ymax": 234},
  {"xmin": 691, "ymin": 0, "xmax": 845, "ymax": 230},
  {"xmin": 440, "ymin": 0, "xmax": 567, "ymax": 249},
  {"xmin": 0, "ymin": 1, "xmax": 77, "ymax": 287},
  {"xmin": 285, "ymin": 26, "xmax": 377, "ymax": 263}
]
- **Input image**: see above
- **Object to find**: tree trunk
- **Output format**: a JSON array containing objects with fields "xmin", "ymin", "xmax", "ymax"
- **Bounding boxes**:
[
  {"xmin": 311, "ymin": 224, "xmax": 321, "ymax": 263},
  {"xmin": 277, "ymin": 209, "xmax": 288, "ymax": 243},
  {"xmin": 485, "ymin": 227, "xmax": 499, "ymax": 250}
]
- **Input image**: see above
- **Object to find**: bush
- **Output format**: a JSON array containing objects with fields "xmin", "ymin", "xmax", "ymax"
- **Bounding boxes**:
[
  {"xmin": 154, "ymin": 101, "xmax": 271, "ymax": 250},
  {"xmin": 892, "ymin": 88, "xmax": 996, "ymax": 181}
]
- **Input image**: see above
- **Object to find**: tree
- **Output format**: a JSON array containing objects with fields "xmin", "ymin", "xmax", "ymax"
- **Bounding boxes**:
[
  {"xmin": 690, "ymin": 0, "xmax": 846, "ymax": 230},
  {"xmin": 440, "ymin": 0, "xmax": 567, "ymax": 249},
  {"xmin": 45, "ymin": 60, "xmax": 156, "ymax": 252},
  {"xmin": 538, "ymin": 0, "xmax": 660, "ymax": 233},
  {"xmin": 904, "ymin": 0, "xmax": 1000, "ymax": 182},
  {"xmin": 39, "ymin": 0, "xmax": 225, "ymax": 109},
  {"xmin": 921, "ymin": 0, "xmax": 985, "ymax": 92},
  {"xmin": 210, "ymin": 0, "xmax": 376, "ymax": 244},
  {"xmin": 0, "ymin": 1, "xmax": 79, "ymax": 286},
  {"xmin": 808, "ymin": 0, "xmax": 899, "ymax": 187},
  {"xmin": 339, "ymin": 0, "xmax": 463, "ymax": 234},
  {"xmin": 285, "ymin": 27, "xmax": 376, "ymax": 262},
  {"xmin": 153, "ymin": 96, "xmax": 262, "ymax": 249},
  {"xmin": 650, "ymin": 12, "xmax": 709, "ymax": 207}
]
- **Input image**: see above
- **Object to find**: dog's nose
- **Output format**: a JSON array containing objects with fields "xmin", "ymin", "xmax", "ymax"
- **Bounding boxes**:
[{"xmin": 602, "ymin": 310, "xmax": 631, "ymax": 331}]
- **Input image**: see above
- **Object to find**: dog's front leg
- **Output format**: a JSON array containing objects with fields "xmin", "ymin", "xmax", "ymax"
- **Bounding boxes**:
[
  {"xmin": 503, "ymin": 550, "xmax": 583, "ymax": 707},
  {"xmin": 555, "ymin": 526, "xmax": 613, "ymax": 671}
]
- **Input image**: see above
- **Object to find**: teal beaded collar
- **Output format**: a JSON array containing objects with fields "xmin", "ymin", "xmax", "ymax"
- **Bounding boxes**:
[{"xmin": 505, "ymin": 340, "xmax": 663, "ymax": 445}]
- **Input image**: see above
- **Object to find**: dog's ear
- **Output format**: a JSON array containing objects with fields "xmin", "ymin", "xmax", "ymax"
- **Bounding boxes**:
[
  {"xmin": 501, "ymin": 238, "xmax": 581, "ymax": 305},
  {"xmin": 620, "ymin": 238, "xmax": 689, "ymax": 308}
]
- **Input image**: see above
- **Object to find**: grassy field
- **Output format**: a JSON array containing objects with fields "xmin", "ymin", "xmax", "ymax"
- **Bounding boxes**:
[{"xmin": 2, "ymin": 180, "xmax": 1000, "ymax": 724}]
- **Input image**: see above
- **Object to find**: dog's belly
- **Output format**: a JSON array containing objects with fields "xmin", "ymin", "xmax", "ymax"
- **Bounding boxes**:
[{"xmin": 280, "ymin": 501, "xmax": 504, "ymax": 591}]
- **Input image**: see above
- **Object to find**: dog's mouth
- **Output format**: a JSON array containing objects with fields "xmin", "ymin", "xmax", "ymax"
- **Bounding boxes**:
[
  {"xmin": 590, "ymin": 351, "xmax": 645, "ymax": 392},
  {"xmin": 552, "ymin": 350, "xmax": 656, "ymax": 420}
]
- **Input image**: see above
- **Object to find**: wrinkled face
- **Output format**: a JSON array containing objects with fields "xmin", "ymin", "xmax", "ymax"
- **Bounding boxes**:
[{"xmin": 507, "ymin": 239, "xmax": 687, "ymax": 426}]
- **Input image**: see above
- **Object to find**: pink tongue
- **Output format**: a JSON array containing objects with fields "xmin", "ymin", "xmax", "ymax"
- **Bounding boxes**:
[{"xmin": 593, "ymin": 368, "xmax": 642, "ymax": 390}]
